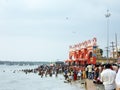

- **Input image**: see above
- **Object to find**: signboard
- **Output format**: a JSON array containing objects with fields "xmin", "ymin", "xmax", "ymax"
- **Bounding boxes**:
[{"xmin": 69, "ymin": 37, "xmax": 97, "ymax": 51}]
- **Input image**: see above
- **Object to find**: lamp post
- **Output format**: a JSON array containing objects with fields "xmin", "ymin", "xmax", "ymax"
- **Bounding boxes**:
[
  {"xmin": 115, "ymin": 33, "xmax": 118, "ymax": 59},
  {"xmin": 105, "ymin": 10, "xmax": 111, "ymax": 63}
]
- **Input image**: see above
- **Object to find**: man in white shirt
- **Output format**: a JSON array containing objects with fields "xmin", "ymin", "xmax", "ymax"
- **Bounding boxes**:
[
  {"xmin": 115, "ymin": 58, "xmax": 120, "ymax": 90},
  {"xmin": 87, "ymin": 64, "xmax": 93, "ymax": 79},
  {"xmin": 101, "ymin": 64, "xmax": 116, "ymax": 90},
  {"xmin": 115, "ymin": 66, "xmax": 120, "ymax": 90}
]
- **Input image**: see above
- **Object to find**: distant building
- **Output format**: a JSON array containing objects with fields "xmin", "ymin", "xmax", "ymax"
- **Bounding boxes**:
[
  {"xmin": 55, "ymin": 61, "xmax": 64, "ymax": 65},
  {"xmin": 65, "ymin": 37, "xmax": 97, "ymax": 65},
  {"xmin": 110, "ymin": 46, "xmax": 120, "ymax": 59}
]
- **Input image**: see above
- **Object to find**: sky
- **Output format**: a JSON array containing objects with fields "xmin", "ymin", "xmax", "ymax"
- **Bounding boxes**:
[{"xmin": 0, "ymin": 0, "xmax": 120, "ymax": 61}]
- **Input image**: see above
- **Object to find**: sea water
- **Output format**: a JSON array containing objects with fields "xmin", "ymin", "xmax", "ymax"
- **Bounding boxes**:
[{"xmin": 0, "ymin": 65, "xmax": 85, "ymax": 90}]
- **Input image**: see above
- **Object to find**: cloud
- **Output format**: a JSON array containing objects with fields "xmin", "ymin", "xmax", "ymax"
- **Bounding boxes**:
[{"xmin": 0, "ymin": 0, "xmax": 120, "ymax": 61}]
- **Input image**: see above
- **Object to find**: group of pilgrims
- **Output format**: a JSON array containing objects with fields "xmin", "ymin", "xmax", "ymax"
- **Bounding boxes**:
[
  {"xmin": 20, "ymin": 63, "xmax": 118, "ymax": 83},
  {"xmin": 21, "ymin": 64, "xmax": 63, "ymax": 78},
  {"xmin": 14, "ymin": 62, "xmax": 120, "ymax": 90}
]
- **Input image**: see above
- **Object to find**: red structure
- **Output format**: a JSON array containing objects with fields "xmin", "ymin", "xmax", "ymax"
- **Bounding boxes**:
[{"xmin": 65, "ymin": 37, "xmax": 97, "ymax": 65}]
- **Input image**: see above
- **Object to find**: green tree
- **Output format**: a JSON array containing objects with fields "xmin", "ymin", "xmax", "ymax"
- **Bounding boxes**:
[{"xmin": 100, "ymin": 49, "xmax": 103, "ymax": 56}]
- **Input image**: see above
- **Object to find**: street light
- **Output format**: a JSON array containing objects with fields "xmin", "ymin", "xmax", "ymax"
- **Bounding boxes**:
[{"xmin": 105, "ymin": 10, "xmax": 111, "ymax": 63}]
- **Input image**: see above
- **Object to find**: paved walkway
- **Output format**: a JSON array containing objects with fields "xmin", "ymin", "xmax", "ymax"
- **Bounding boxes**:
[{"xmin": 85, "ymin": 79, "xmax": 104, "ymax": 90}]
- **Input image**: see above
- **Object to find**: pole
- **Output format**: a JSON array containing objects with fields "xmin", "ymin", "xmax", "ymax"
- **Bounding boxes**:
[
  {"xmin": 105, "ymin": 10, "xmax": 111, "ymax": 63},
  {"xmin": 110, "ymin": 42, "xmax": 115, "ymax": 58},
  {"xmin": 115, "ymin": 33, "xmax": 118, "ymax": 59}
]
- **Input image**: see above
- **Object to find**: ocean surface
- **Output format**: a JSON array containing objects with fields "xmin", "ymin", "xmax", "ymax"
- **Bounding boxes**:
[{"xmin": 0, "ymin": 65, "xmax": 85, "ymax": 90}]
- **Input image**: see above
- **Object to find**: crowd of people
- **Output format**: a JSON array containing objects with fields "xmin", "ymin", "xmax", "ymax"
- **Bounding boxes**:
[
  {"xmin": 20, "ymin": 62, "xmax": 120, "ymax": 90},
  {"xmin": 21, "ymin": 64, "xmax": 63, "ymax": 77},
  {"xmin": 62, "ymin": 63, "xmax": 120, "ymax": 90}
]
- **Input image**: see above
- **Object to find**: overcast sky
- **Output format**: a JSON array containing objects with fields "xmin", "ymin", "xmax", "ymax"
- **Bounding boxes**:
[{"xmin": 0, "ymin": 0, "xmax": 120, "ymax": 61}]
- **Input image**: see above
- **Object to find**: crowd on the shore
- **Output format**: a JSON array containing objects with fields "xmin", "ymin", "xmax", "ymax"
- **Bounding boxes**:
[
  {"xmin": 18, "ymin": 62, "xmax": 120, "ymax": 90},
  {"xmin": 63, "ymin": 63, "xmax": 120, "ymax": 90},
  {"xmin": 62, "ymin": 63, "xmax": 120, "ymax": 90}
]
